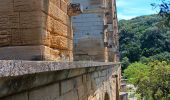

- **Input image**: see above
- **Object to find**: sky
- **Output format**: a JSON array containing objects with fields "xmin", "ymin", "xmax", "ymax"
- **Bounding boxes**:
[{"xmin": 116, "ymin": 0, "xmax": 160, "ymax": 20}]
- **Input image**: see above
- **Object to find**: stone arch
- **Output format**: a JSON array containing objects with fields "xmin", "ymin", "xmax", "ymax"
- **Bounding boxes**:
[{"xmin": 104, "ymin": 92, "xmax": 110, "ymax": 100}]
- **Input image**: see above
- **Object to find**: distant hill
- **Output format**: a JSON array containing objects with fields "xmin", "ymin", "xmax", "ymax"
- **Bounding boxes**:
[{"xmin": 119, "ymin": 14, "xmax": 170, "ymax": 67}]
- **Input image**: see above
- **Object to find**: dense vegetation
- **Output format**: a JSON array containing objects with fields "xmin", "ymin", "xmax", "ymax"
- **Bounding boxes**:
[
  {"xmin": 119, "ymin": 14, "xmax": 170, "ymax": 99},
  {"xmin": 124, "ymin": 61, "xmax": 170, "ymax": 99},
  {"xmin": 119, "ymin": 14, "xmax": 170, "ymax": 69}
]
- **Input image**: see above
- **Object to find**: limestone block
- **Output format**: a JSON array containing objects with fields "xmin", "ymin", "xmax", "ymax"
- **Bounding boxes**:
[
  {"xmin": 86, "ymin": 80, "xmax": 92, "ymax": 94},
  {"xmin": 63, "ymin": 0, "xmax": 69, "ymax": 3},
  {"xmin": 20, "ymin": 11, "xmax": 43, "ymax": 28},
  {"xmin": 58, "ymin": 10, "xmax": 70, "ymax": 25},
  {"xmin": 42, "ymin": 30, "xmax": 72, "ymax": 51},
  {"xmin": 0, "ymin": 46, "xmax": 42, "ymax": 60},
  {"xmin": 77, "ymin": 85, "xmax": 85, "ymax": 99},
  {"xmin": 67, "ymin": 26, "xmax": 73, "ymax": 39},
  {"xmin": 69, "ymin": 40, "xmax": 73, "ymax": 50},
  {"xmin": 11, "ymin": 28, "xmax": 42, "ymax": 46},
  {"xmin": 8, "ymin": 13, "xmax": 20, "ymax": 29},
  {"xmin": 0, "ymin": 29, "xmax": 11, "ymax": 47},
  {"xmin": 59, "ymin": 91, "xmax": 78, "ymax": 100},
  {"xmin": 29, "ymin": 83, "xmax": 59, "ymax": 100},
  {"xmin": 68, "ymin": 69, "xmax": 86, "ymax": 78},
  {"xmin": 0, "ymin": 0, "xmax": 13, "ymax": 12},
  {"xmin": 56, "ymin": 0, "xmax": 61, "ymax": 8},
  {"xmin": 50, "ymin": 36, "xmax": 69, "ymax": 49},
  {"xmin": 88, "ymin": 96, "xmax": 96, "ymax": 100},
  {"xmin": 95, "ymin": 78, "xmax": 101, "ymax": 88},
  {"xmin": 74, "ymin": 76, "xmax": 83, "ymax": 87},
  {"xmin": 41, "ymin": 1, "xmax": 70, "ymax": 27},
  {"xmin": 14, "ymin": 0, "xmax": 41, "ymax": 12},
  {"xmin": 43, "ymin": 1, "xmax": 59, "ymax": 18},
  {"xmin": 48, "ymin": 0, "xmax": 63, "ymax": 8},
  {"xmin": 0, "ymin": 45, "xmax": 62, "ymax": 61},
  {"xmin": 0, "ymin": 12, "xmax": 19, "ymax": 29},
  {"xmin": 51, "ymin": 5, "xmax": 69, "ymax": 25},
  {"xmin": 61, "ymin": 79, "xmax": 74, "ymax": 94},
  {"xmin": 2, "ymin": 92, "xmax": 28, "ymax": 100},
  {"xmin": 20, "ymin": 29, "xmax": 42, "ymax": 45},
  {"xmin": 101, "ymin": 70, "xmax": 107, "ymax": 77},
  {"xmin": 82, "ymin": 75, "xmax": 87, "ymax": 83},
  {"xmin": 86, "ymin": 74, "xmax": 91, "ymax": 81},
  {"xmin": 69, "ymin": 52, "xmax": 74, "ymax": 61},
  {"xmin": 53, "ymin": 20, "xmax": 68, "ymax": 37},
  {"xmin": 42, "ymin": 30, "xmax": 51, "ymax": 47},
  {"xmin": 11, "ymin": 29, "xmax": 21, "ymax": 45},
  {"xmin": 42, "ymin": 14, "xmax": 72, "ymax": 39},
  {"xmin": 0, "ymin": 0, "xmax": 72, "ymax": 61},
  {"xmin": 99, "ymin": 76, "xmax": 103, "ymax": 82},
  {"xmin": 61, "ymin": 0, "xmax": 68, "ymax": 13},
  {"xmin": 0, "ymin": 14, "xmax": 9, "ymax": 29},
  {"xmin": 43, "ymin": 14, "xmax": 54, "ymax": 32},
  {"xmin": 92, "ymin": 72, "xmax": 99, "ymax": 79},
  {"xmin": 91, "ymin": 79, "xmax": 97, "ymax": 91},
  {"xmin": 43, "ymin": 46, "xmax": 60, "ymax": 61},
  {"xmin": 59, "ymin": 50, "xmax": 73, "ymax": 61}
]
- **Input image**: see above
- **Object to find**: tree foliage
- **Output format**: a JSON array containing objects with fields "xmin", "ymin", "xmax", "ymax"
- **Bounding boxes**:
[
  {"xmin": 119, "ymin": 14, "xmax": 170, "ymax": 68},
  {"xmin": 124, "ymin": 62, "xmax": 149, "ymax": 85},
  {"xmin": 120, "ymin": 2, "xmax": 170, "ymax": 99},
  {"xmin": 124, "ymin": 61, "xmax": 170, "ymax": 99},
  {"xmin": 151, "ymin": 0, "xmax": 170, "ymax": 25}
]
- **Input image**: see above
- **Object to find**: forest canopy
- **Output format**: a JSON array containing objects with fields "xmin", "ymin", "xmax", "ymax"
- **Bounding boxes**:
[
  {"xmin": 119, "ymin": 14, "xmax": 170, "ymax": 69},
  {"xmin": 118, "ymin": 1, "xmax": 170, "ymax": 99},
  {"xmin": 119, "ymin": 14, "xmax": 170, "ymax": 100}
]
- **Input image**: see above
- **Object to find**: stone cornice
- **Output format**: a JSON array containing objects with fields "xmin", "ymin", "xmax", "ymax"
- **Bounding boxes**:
[{"xmin": 0, "ymin": 60, "xmax": 121, "ymax": 77}]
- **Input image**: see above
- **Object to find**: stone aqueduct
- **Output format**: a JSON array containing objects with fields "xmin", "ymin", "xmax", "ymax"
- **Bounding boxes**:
[{"xmin": 0, "ymin": 0, "xmax": 124, "ymax": 100}]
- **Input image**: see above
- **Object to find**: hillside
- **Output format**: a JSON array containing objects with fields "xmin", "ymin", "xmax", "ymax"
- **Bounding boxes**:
[{"xmin": 119, "ymin": 14, "xmax": 170, "ymax": 68}]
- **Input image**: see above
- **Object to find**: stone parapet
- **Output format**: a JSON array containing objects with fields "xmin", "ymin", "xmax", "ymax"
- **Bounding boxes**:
[
  {"xmin": 0, "ymin": 60, "xmax": 121, "ymax": 100},
  {"xmin": 0, "ymin": 60, "xmax": 120, "ymax": 77}
]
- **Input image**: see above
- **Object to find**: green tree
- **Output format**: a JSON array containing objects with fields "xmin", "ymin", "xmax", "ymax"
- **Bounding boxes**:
[
  {"xmin": 124, "ymin": 61, "xmax": 170, "ymax": 99},
  {"xmin": 121, "ymin": 57, "xmax": 130, "ymax": 70},
  {"xmin": 140, "ymin": 27, "xmax": 165, "ymax": 57},
  {"xmin": 119, "ymin": 14, "xmax": 170, "ymax": 66},
  {"xmin": 124, "ymin": 62, "xmax": 149, "ymax": 85},
  {"xmin": 149, "ymin": 52, "xmax": 170, "ymax": 63},
  {"xmin": 119, "ymin": 21, "xmax": 141, "ymax": 63}
]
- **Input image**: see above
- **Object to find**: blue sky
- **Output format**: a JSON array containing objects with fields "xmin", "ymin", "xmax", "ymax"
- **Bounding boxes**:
[{"xmin": 116, "ymin": 0, "xmax": 160, "ymax": 20}]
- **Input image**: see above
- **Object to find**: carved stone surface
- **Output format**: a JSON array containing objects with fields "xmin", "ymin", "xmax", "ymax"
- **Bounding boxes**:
[{"xmin": 0, "ymin": 0, "xmax": 73, "ymax": 61}]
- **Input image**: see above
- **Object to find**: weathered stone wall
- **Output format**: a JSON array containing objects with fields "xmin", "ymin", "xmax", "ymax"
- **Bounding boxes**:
[
  {"xmin": 0, "ymin": 0, "xmax": 73, "ymax": 61},
  {"xmin": 0, "ymin": 61, "xmax": 121, "ymax": 100},
  {"xmin": 72, "ymin": 0, "xmax": 119, "ymax": 62}
]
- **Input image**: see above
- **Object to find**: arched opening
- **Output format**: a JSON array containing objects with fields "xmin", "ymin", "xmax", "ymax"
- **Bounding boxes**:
[{"xmin": 104, "ymin": 93, "xmax": 110, "ymax": 100}]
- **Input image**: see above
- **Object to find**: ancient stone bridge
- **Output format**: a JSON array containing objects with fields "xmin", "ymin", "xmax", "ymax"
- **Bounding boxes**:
[{"xmin": 0, "ymin": 0, "xmax": 125, "ymax": 100}]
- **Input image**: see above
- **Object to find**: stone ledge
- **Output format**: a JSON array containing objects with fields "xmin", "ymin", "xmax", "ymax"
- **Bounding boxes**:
[
  {"xmin": 0, "ymin": 60, "xmax": 120, "ymax": 77},
  {"xmin": 0, "ymin": 61, "xmax": 121, "ymax": 98}
]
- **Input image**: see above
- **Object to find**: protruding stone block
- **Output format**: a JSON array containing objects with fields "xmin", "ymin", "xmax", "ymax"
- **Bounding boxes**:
[{"xmin": 68, "ymin": 3, "xmax": 83, "ymax": 16}]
